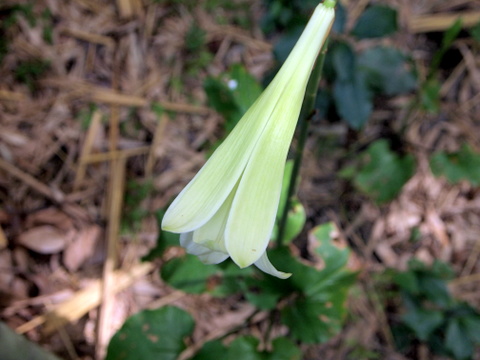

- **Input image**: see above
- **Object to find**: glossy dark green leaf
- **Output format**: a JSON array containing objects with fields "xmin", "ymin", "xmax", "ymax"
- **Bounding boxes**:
[
  {"xmin": 430, "ymin": 144, "xmax": 480, "ymax": 186},
  {"xmin": 353, "ymin": 139, "xmax": 415, "ymax": 203},
  {"xmin": 161, "ymin": 255, "xmax": 219, "ymax": 294},
  {"xmin": 227, "ymin": 337, "xmax": 264, "ymax": 360},
  {"xmin": 418, "ymin": 275, "xmax": 452, "ymax": 307},
  {"xmin": 393, "ymin": 270, "xmax": 419, "ymax": 295},
  {"xmin": 333, "ymin": 71, "xmax": 373, "ymax": 129},
  {"xmin": 470, "ymin": 21, "xmax": 480, "ymax": 42},
  {"xmin": 190, "ymin": 340, "xmax": 227, "ymax": 360},
  {"xmin": 402, "ymin": 307, "xmax": 443, "ymax": 341},
  {"xmin": 358, "ymin": 46, "xmax": 417, "ymax": 96},
  {"xmin": 462, "ymin": 315, "xmax": 480, "ymax": 343},
  {"xmin": 267, "ymin": 337, "xmax": 301, "ymax": 360},
  {"xmin": 327, "ymin": 41, "xmax": 356, "ymax": 81},
  {"xmin": 445, "ymin": 319, "xmax": 473, "ymax": 360},
  {"xmin": 352, "ymin": 5, "xmax": 398, "ymax": 39},
  {"xmin": 281, "ymin": 295, "xmax": 346, "ymax": 343},
  {"xmin": 106, "ymin": 307, "xmax": 194, "ymax": 360}
]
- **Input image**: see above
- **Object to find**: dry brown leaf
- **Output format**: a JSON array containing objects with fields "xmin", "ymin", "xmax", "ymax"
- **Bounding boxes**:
[
  {"xmin": 17, "ymin": 225, "xmax": 68, "ymax": 254},
  {"xmin": 25, "ymin": 208, "xmax": 74, "ymax": 231},
  {"xmin": 63, "ymin": 225, "xmax": 100, "ymax": 272},
  {"xmin": 0, "ymin": 225, "xmax": 7, "ymax": 250}
]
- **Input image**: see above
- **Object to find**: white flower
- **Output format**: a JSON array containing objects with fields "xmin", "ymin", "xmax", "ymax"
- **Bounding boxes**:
[{"xmin": 162, "ymin": 2, "xmax": 335, "ymax": 278}]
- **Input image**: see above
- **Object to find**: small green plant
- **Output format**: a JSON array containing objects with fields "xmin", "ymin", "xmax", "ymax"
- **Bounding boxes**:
[
  {"xmin": 391, "ymin": 259, "xmax": 480, "ymax": 360},
  {"xmin": 109, "ymin": 220, "xmax": 357, "ymax": 359},
  {"xmin": 184, "ymin": 23, "xmax": 213, "ymax": 75},
  {"xmin": 420, "ymin": 19, "xmax": 462, "ymax": 113},
  {"xmin": 121, "ymin": 179, "xmax": 154, "ymax": 234},
  {"xmin": 14, "ymin": 59, "xmax": 50, "ymax": 91},
  {"xmin": 430, "ymin": 144, "xmax": 480, "ymax": 186},
  {"xmin": 204, "ymin": 64, "xmax": 263, "ymax": 132},
  {"xmin": 340, "ymin": 139, "xmax": 415, "ymax": 204}
]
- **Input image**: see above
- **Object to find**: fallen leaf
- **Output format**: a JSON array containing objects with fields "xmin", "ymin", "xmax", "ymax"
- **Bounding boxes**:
[
  {"xmin": 25, "ymin": 208, "xmax": 73, "ymax": 231},
  {"xmin": 17, "ymin": 226, "xmax": 67, "ymax": 254},
  {"xmin": 63, "ymin": 225, "xmax": 100, "ymax": 271}
]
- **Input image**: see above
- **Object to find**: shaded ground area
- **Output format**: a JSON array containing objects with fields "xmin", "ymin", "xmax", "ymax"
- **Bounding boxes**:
[{"xmin": 0, "ymin": 0, "xmax": 480, "ymax": 359}]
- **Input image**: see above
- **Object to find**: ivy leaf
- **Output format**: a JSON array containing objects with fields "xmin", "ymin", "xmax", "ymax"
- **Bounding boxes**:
[
  {"xmin": 350, "ymin": 139, "xmax": 415, "ymax": 204},
  {"xmin": 352, "ymin": 5, "xmax": 398, "ymax": 39},
  {"xmin": 190, "ymin": 340, "xmax": 227, "ymax": 360},
  {"xmin": 161, "ymin": 255, "xmax": 219, "ymax": 294},
  {"xmin": 106, "ymin": 307, "xmax": 194, "ymax": 360},
  {"xmin": 445, "ymin": 319, "xmax": 473, "ymax": 360},
  {"xmin": 333, "ymin": 71, "xmax": 373, "ymax": 130},
  {"xmin": 358, "ymin": 46, "xmax": 417, "ymax": 96},
  {"xmin": 430, "ymin": 144, "xmax": 480, "ymax": 186},
  {"xmin": 281, "ymin": 295, "xmax": 346, "ymax": 343},
  {"xmin": 402, "ymin": 307, "xmax": 443, "ymax": 341}
]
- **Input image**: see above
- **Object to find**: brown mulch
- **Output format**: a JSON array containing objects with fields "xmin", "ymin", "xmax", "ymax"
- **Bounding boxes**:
[{"xmin": 1, "ymin": 0, "xmax": 480, "ymax": 359}]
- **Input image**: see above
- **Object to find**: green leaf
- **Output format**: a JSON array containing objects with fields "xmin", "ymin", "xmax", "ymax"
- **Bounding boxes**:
[
  {"xmin": 209, "ymin": 261, "xmax": 253, "ymax": 297},
  {"xmin": 161, "ymin": 255, "xmax": 219, "ymax": 294},
  {"xmin": 358, "ymin": 47, "xmax": 417, "ymax": 96},
  {"xmin": 393, "ymin": 270, "xmax": 419, "ymax": 295},
  {"xmin": 328, "ymin": 41, "xmax": 356, "ymax": 81},
  {"xmin": 445, "ymin": 319, "xmax": 473, "ymax": 360},
  {"xmin": 462, "ymin": 315, "xmax": 480, "ymax": 343},
  {"xmin": 352, "ymin": 139, "xmax": 415, "ymax": 203},
  {"xmin": 470, "ymin": 21, "xmax": 480, "ymax": 42},
  {"xmin": 418, "ymin": 274, "xmax": 452, "ymax": 307},
  {"xmin": 281, "ymin": 296, "xmax": 345, "ymax": 343},
  {"xmin": 430, "ymin": 144, "xmax": 480, "ymax": 186},
  {"xmin": 310, "ymin": 223, "xmax": 350, "ymax": 284},
  {"xmin": 402, "ymin": 307, "xmax": 443, "ymax": 341},
  {"xmin": 0, "ymin": 322, "xmax": 62, "ymax": 360},
  {"xmin": 190, "ymin": 340, "xmax": 227, "ymax": 360},
  {"xmin": 333, "ymin": 71, "xmax": 373, "ymax": 129},
  {"xmin": 268, "ymin": 337, "xmax": 301, "ymax": 360},
  {"xmin": 420, "ymin": 78, "xmax": 441, "ymax": 113},
  {"xmin": 204, "ymin": 64, "xmax": 262, "ymax": 132},
  {"xmin": 227, "ymin": 337, "xmax": 264, "ymax": 360},
  {"xmin": 352, "ymin": 5, "xmax": 398, "ymax": 39},
  {"xmin": 106, "ymin": 307, "xmax": 194, "ymax": 360}
]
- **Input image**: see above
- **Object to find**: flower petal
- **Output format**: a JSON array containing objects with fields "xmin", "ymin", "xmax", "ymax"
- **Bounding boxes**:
[
  {"xmin": 192, "ymin": 181, "xmax": 238, "ymax": 253},
  {"xmin": 162, "ymin": 90, "xmax": 288, "ymax": 234},
  {"xmin": 224, "ymin": 4, "xmax": 335, "ymax": 268},
  {"xmin": 254, "ymin": 252, "xmax": 291, "ymax": 279},
  {"xmin": 225, "ymin": 89, "xmax": 303, "ymax": 267},
  {"xmin": 180, "ymin": 232, "xmax": 229, "ymax": 264}
]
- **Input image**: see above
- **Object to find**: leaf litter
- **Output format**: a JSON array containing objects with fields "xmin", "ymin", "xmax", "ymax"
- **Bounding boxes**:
[{"xmin": 0, "ymin": 0, "xmax": 479, "ymax": 359}]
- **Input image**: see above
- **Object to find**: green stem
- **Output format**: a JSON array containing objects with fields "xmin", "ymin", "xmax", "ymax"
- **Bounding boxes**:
[{"xmin": 276, "ymin": 40, "xmax": 329, "ymax": 247}]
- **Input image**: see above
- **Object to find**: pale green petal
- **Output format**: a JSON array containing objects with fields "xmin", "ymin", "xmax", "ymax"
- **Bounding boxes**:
[
  {"xmin": 180, "ymin": 232, "xmax": 229, "ymax": 264},
  {"xmin": 225, "ymin": 86, "xmax": 304, "ymax": 267},
  {"xmin": 162, "ymin": 83, "xmax": 285, "ymax": 234},
  {"xmin": 224, "ymin": 5, "xmax": 334, "ymax": 268},
  {"xmin": 192, "ymin": 181, "xmax": 239, "ymax": 253},
  {"xmin": 161, "ymin": 5, "xmax": 333, "ymax": 235},
  {"xmin": 254, "ymin": 252, "xmax": 291, "ymax": 279}
]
